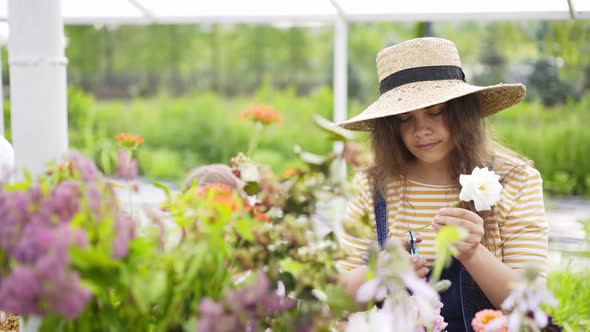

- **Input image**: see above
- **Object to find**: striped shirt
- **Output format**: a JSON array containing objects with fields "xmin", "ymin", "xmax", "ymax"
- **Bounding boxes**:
[{"xmin": 337, "ymin": 162, "xmax": 549, "ymax": 276}]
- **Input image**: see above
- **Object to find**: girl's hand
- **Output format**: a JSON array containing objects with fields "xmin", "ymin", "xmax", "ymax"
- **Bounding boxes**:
[
  {"xmin": 431, "ymin": 207, "xmax": 484, "ymax": 262},
  {"xmin": 378, "ymin": 235, "xmax": 429, "ymax": 278}
]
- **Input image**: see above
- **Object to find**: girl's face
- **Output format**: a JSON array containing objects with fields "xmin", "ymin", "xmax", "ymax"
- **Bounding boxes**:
[{"xmin": 397, "ymin": 103, "xmax": 454, "ymax": 166}]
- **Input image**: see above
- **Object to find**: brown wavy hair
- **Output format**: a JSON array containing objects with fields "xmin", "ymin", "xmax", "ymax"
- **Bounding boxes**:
[{"xmin": 367, "ymin": 93, "xmax": 532, "ymax": 251}]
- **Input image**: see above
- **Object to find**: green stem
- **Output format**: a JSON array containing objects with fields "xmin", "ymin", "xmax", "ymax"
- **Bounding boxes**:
[
  {"xmin": 409, "ymin": 224, "xmax": 431, "ymax": 232},
  {"xmin": 247, "ymin": 122, "xmax": 262, "ymax": 157}
]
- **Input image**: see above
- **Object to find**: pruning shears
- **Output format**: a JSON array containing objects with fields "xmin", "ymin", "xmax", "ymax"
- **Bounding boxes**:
[{"xmin": 406, "ymin": 229, "xmax": 420, "ymax": 257}]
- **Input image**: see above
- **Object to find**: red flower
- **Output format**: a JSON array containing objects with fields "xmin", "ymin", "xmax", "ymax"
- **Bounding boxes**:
[{"xmin": 240, "ymin": 105, "xmax": 282, "ymax": 125}]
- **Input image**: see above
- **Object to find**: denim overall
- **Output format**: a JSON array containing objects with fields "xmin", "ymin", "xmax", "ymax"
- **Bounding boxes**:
[{"xmin": 374, "ymin": 187, "xmax": 493, "ymax": 332}]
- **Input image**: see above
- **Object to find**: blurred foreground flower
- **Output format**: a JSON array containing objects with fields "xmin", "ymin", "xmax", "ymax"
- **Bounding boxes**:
[
  {"xmin": 501, "ymin": 267, "xmax": 558, "ymax": 332},
  {"xmin": 198, "ymin": 270, "xmax": 296, "ymax": 332},
  {"xmin": 0, "ymin": 152, "xmax": 135, "ymax": 320},
  {"xmin": 196, "ymin": 183, "xmax": 244, "ymax": 213},
  {"xmin": 351, "ymin": 240, "xmax": 446, "ymax": 332},
  {"xmin": 471, "ymin": 309, "xmax": 507, "ymax": 332}
]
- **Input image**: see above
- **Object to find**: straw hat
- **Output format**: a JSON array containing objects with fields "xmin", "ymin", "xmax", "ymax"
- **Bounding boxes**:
[{"xmin": 338, "ymin": 37, "xmax": 526, "ymax": 131}]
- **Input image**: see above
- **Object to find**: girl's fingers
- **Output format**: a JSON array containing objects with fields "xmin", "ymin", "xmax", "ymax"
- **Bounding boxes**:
[
  {"xmin": 439, "ymin": 207, "xmax": 482, "ymax": 224},
  {"xmin": 432, "ymin": 215, "xmax": 476, "ymax": 231},
  {"xmin": 414, "ymin": 233, "xmax": 424, "ymax": 244},
  {"xmin": 416, "ymin": 267, "xmax": 430, "ymax": 279}
]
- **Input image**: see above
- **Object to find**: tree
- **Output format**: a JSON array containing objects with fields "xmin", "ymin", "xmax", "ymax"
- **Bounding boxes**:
[{"xmin": 473, "ymin": 24, "xmax": 507, "ymax": 86}]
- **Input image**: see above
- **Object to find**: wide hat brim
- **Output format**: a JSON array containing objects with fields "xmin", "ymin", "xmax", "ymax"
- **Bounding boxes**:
[{"xmin": 338, "ymin": 79, "xmax": 526, "ymax": 131}]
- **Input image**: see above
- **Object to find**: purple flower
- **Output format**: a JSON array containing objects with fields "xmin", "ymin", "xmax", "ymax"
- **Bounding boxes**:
[
  {"xmin": 228, "ymin": 270, "xmax": 270, "ymax": 310},
  {"xmin": 199, "ymin": 298, "xmax": 225, "ymax": 317},
  {"xmin": 0, "ymin": 188, "xmax": 41, "ymax": 255},
  {"xmin": 197, "ymin": 270, "xmax": 296, "ymax": 332},
  {"xmin": 86, "ymin": 183, "xmax": 103, "ymax": 219},
  {"xmin": 0, "ymin": 266, "xmax": 42, "ymax": 316},
  {"xmin": 111, "ymin": 214, "xmax": 136, "ymax": 259},
  {"xmin": 35, "ymin": 253, "xmax": 91, "ymax": 319},
  {"xmin": 116, "ymin": 149, "xmax": 138, "ymax": 180},
  {"xmin": 68, "ymin": 151, "xmax": 101, "ymax": 182},
  {"xmin": 48, "ymin": 180, "xmax": 81, "ymax": 223}
]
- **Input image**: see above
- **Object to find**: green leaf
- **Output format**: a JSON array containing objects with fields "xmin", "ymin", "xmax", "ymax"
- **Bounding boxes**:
[
  {"xmin": 70, "ymin": 247, "xmax": 118, "ymax": 271},
  {"xmin": 313, "ymin": 114, "xmax": 355, "ymax": 142},
  {"xmin": 431, "ymin": 225, "xmax": 467, "ymax": 283},
  {"xmin": 145, "ymin": 271, "xmax": 169, "ymax": 304},
  {"xmin": 279, "ymin": 271, "xmax": 296, "ymax": 293},
  {"xmin": 243, "ymin": 181, "xmax": 260, "ymax": 195},
  {"xmin": 152, "ymin": 181, "xmax": 171, "ymax": 199},
  {"xmin": 234, "ymin": 219, "xmax": 255, "ymax": 242},
  {"xmin": 298, "ymin": 151, "xmax": 327, "ymax": 166},
  {"xmin": 324, "ymin": 284, "xmax": 357, "ymax": 316},
  {"xmin": 280, "ymin": 257, "xmax": 305, "ymax": 275},
  {"xmin": 38, "ymin": 315, "xmax": 64, "ymax": 332}
]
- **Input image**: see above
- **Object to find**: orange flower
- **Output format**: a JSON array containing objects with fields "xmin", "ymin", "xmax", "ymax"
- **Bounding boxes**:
[
  {"xmin": 196, "ymin": 183, "xmax": 242, "ymax": 212},
  {"xmin": 282, "ymin": 168, "xmax": 303, "ymax": 179},
  {"xmin": 252, "ymin": 205, "xmax": 271, "ymax": 223},
  {"xmin": 244, "ymin": 204, "xmax": 272, "ymax": 223},
  {"xmin": 471, "ymin": 309, "xmax": 507, "ymax": 332},
  {"xmin": 240, "ymin": 105, "xmax": 282, "ymax": 125},
  {"xmin": 115, "ymin": 133, "xmax": 144, "ymax": 149}
]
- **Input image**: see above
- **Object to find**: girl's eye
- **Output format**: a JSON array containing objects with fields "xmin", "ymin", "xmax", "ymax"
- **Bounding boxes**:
[
  {"xmin": 429, "ymin": 107, "xmax": 446, "ymax": 117},
  {"xmin": 398, "ymin": 115, "xmax": 412, "ymax": 123}
]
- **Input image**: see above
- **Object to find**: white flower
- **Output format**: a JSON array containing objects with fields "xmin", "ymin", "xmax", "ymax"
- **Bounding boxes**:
[
  {"xmin": 501, "ymin": 269, "xmax": 558, "ymax": 331},
  {"xmin": 356, "ymin": 276, "xmax": 388, "ymax": 303},
  {"xmin": 0, "ymin": 136, "xmax": 15, "ymax": 182},
  {"xmin": 238, "ymin": 161, "xmax": 260, "ymax": 182},
  {"xmin": 459, "ymin": 167, "xmax": 502, "ymax": 211},
  {"xmin": 345, "ymin": 303, "xmax": 397, "ymax": 332}
]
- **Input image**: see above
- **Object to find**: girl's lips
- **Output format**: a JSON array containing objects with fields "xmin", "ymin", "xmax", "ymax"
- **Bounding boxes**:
[{"xmin": 416, "ymin": 142, "xmax": 440, "ymax": 151}]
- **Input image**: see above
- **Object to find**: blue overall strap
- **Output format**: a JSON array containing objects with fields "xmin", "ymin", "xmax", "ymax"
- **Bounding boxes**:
[
  {"xmin": 460, "ymin": 264, "xmax": 494, "ymax": 332},
  {"xmin": 373, "ymin": 184, "xmax": 388, "ymax": 249}
]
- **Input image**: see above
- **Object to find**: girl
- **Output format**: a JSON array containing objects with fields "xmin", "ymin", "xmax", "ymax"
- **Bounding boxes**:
[{"xmin": 337, "ymin": 37, "xmax": 548, "ymax": 331}]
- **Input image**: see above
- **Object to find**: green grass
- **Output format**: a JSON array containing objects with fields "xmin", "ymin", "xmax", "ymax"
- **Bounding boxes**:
[{"xmin": 547, "ymin": 268, "xmax": 590, "ymax": 331}]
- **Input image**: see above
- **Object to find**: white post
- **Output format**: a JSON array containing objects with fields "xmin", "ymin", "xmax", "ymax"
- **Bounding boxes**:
[
  {"xmin": 332, "ymin": 14, "xmax": 348, "ymax": 179},
  {"xmin": 7, "ymin": 0, "xmax": 68, "ymax": 176},
  {"xmin": 333, "ymin": 15, "xmax": 348, "ymax": 140}
]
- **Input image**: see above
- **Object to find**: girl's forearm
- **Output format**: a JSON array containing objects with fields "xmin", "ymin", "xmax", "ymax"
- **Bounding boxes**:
[
  {"xmin": 340, "ymin": 265, "xmax": 369, "ymax": 300},
  {"xmin": 459, "ymin": 244, "xmax": 519, "ymax": 308}
]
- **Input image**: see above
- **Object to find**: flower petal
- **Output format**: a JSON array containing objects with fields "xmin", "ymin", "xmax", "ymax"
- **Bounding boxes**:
[{"xmin": 356, "ymin": 278, "xmax": 379, "ymax": 303}]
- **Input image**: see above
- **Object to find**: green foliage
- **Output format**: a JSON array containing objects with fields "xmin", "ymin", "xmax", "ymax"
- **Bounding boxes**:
[
  {"xmin": 527, "ymin": 58, "xmax": 574, "ymax": 106},
  {"xmin": 84, "ymin": 86, "xmax": 363, "ymax": 180},
  {"xmin": 547, "ymin": 269, "xmax": 590, "ymax": 331},
  {"xmin": 60, "ymin": 87, "xmax": 590, "ymax": 197},
  {"xmin": 473, "ymin": 24, "xmax": 507, "ymax": 86},
  {"xmin": 137, "ymin": 148, "xmax": 185, "ymax": 180},
  {"xmin": 546, "ymin": 171, "xmax": 577, "ymax": 197},
  {"xmin": 491, "ymin": 94, "xmax": 590, "ymax": 196}
]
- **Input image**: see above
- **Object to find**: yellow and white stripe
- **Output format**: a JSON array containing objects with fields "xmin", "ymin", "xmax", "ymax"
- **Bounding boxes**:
[{"xmin": 337, "ymin": 163, "xmax": 548, "ymax": 277}]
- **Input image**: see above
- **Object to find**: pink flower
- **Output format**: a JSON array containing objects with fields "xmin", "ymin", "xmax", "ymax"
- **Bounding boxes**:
[{"xmin": 472, "ymin": 309, "xmax": 508, "ymax": 332}]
